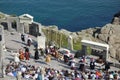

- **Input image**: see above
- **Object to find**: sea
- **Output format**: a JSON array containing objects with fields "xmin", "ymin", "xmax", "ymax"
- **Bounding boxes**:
[{"xmin": 0, "ymin": 0, "xmax": 120, "ymax": 32}]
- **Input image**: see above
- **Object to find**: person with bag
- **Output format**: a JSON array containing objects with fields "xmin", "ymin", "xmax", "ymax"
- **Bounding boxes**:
[
  {"xmin": 27, "ymin": 36, "xmax": 32, "ymax": 47},
  {"xmin": 21, "ymin": 33, "xmax": 25, "ymax": 42}
]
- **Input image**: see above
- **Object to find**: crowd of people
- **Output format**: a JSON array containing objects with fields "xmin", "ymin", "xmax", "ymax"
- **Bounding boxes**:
[
  {"xmin": 5, "ymin": 59, "xmax": 120, "ymax": 80},
  {"xmin": 3, "ymin": 33, "xmax": 120, "ymax": 80}
]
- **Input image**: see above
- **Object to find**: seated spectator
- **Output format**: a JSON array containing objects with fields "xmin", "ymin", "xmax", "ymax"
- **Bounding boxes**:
[
  {"xmin": 7, "ymin": 71, "xmax": 14, "ymax": 77},
  {"xmin": 64, "ymin": 54, "xmax": 69, "ymax": 63},
  {"xmin": 71, "ymin": 62, "xmax": 76, "ymax": 70},
  {"xmin": 24, "ymin": 73, "xmax": 31, "ymax": 79},
  {"xmin": 90, "ymin": 72, "xmax": 96, "ymax": 80}
]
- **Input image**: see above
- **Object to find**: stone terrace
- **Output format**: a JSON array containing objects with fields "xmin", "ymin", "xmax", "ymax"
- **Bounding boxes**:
[{"xmin": 0, "ymin": 30, "xmax": 120, "ymax": 80}]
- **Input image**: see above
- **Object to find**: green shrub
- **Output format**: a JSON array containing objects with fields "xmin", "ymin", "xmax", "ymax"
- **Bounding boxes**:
[
  {"xmin": 42, "ymin": 28, "xmax": 83, "ymax": 50},
  {"xmin": 87, "ymin": 46, "xmax": 92, "ymax": 55}
]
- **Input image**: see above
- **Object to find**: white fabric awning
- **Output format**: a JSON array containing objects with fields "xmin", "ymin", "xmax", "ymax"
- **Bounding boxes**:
[{"xmin": 81, "ymin": 40, "xmax": 109, "ymax": 51}]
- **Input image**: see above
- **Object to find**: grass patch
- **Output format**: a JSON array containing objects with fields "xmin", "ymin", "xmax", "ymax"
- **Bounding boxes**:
[
  {"xmin": 87, "ymin": 46, "xmax": 92, "ymax": 55},
  {"xmin": 73, "ymin": 43, "xmax": 82, "ymax": 50},
  {"xmin": 61, "ymin": 33, "xmax": 68, "ymax": 48}
]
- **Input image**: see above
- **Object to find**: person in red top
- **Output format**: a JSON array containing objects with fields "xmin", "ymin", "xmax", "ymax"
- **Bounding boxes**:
[
  {"xmin": 24, "ymin": 47, "xmax": 30, "ymax": 60},
  {"xmin": 25, "ymin": 52, "xmax": 30, "ymax": 60}
]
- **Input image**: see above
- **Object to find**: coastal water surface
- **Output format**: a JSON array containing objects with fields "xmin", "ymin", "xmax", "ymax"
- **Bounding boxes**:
[{"xmin": 0, "ymin": 0, "xmax": 120, "ymax": 31}]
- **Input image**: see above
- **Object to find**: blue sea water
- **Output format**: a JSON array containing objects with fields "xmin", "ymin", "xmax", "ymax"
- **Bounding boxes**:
[{"xmin": 0, "ymin": 0, "xmax": 120, "ymax": 32}]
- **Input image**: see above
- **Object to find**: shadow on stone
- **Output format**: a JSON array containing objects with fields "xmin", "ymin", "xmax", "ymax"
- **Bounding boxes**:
[
  {"xmin": 6, "ymin": 57, "xmax": 14, "ymax": 61},
  {"xmin": 59, "ymin": 64, "xmax": 70, "ymax": 69},
  {"xmin": 11, "ymin": 40, "xmax": 26, "ymax": 45},
  {"xmin": 32, "ymin": 40, "xmax": 38, "ymax": 48},
  {"xmin": 35, "ymin": 60, "xmax": 47, "ymax": 65}
]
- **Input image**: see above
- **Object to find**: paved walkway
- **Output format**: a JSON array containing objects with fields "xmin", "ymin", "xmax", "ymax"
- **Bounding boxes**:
[{"xmin": 4, "ymin": 30, "xmax": 36, "ymax": 51}]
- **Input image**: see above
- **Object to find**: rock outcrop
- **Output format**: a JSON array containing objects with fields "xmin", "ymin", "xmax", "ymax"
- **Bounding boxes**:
[
  {"xmin": 95, "ymin": 11, "xmax": 120, "ymax": 60},
  {"xmin": 97, "ymin": 24, "xmax": 120, "ymax": 60},
  {"xmin": 112, "ymin": 11, "xmax": 120, "ymax": 25}
]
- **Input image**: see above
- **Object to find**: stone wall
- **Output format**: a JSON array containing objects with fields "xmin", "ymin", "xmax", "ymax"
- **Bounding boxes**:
[
  {"xmin": 0, "ymin": 15, "xmax": 42, "ymax": 37},
  {"xmin": 29, "ymin": 22, "xmax": 39, "ymax": 37}
]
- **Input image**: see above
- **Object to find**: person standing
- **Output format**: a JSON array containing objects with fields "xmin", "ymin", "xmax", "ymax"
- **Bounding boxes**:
[
  {"xmin": 54, "ymin": 50, "xmax": 59, "ymax": 60},
  {"xmin": 79, "ymin": 59, "xmax": 85, "ymax": 72},
  {"xmin": 21, "ymin": 33, "xmax": 25, "ymax": 43},
  {"xmin": 41, "ymin": 67, "xmax": 45, "ymax": 80},
  {"xmin": 34, "ymin": 49, "xmax": 39, "ymax": 60},
  {"xmin": 70, "ymin": 59, "xmax": 76, "ymax": 70},
  {"xmin": 64, "ymin": 53, "xmax": 69, "ymax": 63},
  {"xmin": 36, "ymin": 72, "xmax": 42, "ymax": 80},
  {"xmin": 27, "ymin": 36, "xmax": 32, "ymax": 47},
  {"xmin": 45, "ymin": 46, "xmax": 50, "ymax": 55},
  {"xmin": 45, "ymin": 54, "xmax": 51, "ymax": 66},
  {"xmin": 40, "ymin": 48, "xmax": 44, "ymax": 56},
  {"xmin": 104, "ymin": 62, "xmax": 110, "ymax": 71},
  {"xmin": 90, "ymin": 58, "xmax": 95, "ymax": 70},
  {"xmin": 36, "ymin": 67, "xmax": 45, "ymax": 80},
  {"xmin": 40, "ymin": 48, "xmax": 45, "ymax": 60},
  {"xmin": 24, "ymin": 47, "xmax": 30, "ymax": 61}
]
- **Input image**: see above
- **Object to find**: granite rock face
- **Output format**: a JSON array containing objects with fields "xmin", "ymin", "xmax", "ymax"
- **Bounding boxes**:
[
  {"xmin": 44, "ymin": 23, "xmax": 120, "ymax": 61},
  {"xmin": 97, "ymin": 24, "xmax": 120, "ymax": 60},
  {"xmin": 112, "ymin": 11, "xmax": 120, "ymax": 25}
]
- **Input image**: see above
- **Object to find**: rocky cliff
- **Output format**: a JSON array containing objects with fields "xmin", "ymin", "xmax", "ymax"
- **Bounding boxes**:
[
  {"xmin": 96, "ymin": 11, "xmax": 120, "ymax": 60},
  {"xmin": 97, "ymin": 24, "xmax": 120, "ymax": 60},
  {"xmin": 42, "ymin": 11, "xmax": 120, "ymax": 61}
]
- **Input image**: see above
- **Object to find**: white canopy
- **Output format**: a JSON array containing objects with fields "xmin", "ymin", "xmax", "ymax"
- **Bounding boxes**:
[{"xmin": 81, "ymin": 40, "xmax": 109, "ymax": 61}]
